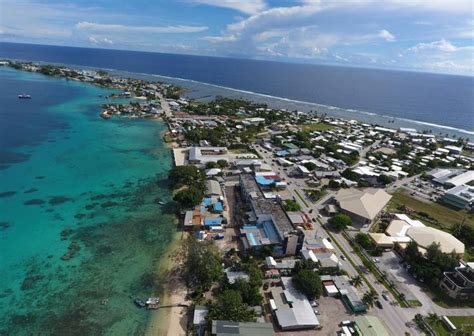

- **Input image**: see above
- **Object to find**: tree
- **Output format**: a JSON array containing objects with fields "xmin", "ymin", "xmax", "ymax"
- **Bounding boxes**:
[
  {"xmin": 206, "ymin": 161, "xmax": 217, "ymax": 169},
  {"xmin": 182, "ymin": 237, "xmax": 223, "ymax": 290},
  {"xmin": 328, "ymin": 214, "xmax": 352, "ymax": 231},
  {"xmin": 377, "ymin": 174, "xmax": 393, "ymax": 185},
  {"xmin": 169, "ymin": 165, "xmax": 204, "ymax": 188},
  {"xmin": 303, "ymin": 161, "xmax": 317, "ymax": 171},
  {"xmin": 427, "ymin": 313, "xmax": 439, "ymax": 324},
  {"xmin": 328, "ymin": 180, "xmax": 341, "ymax": 189},
  {"xmin": 173, "ymin": 187, "xmax": 204, "ymax": 208},
  {"xmin": 283, "ymin": 200, "xmax": 301, "ymax": 211},
  {"xmin": 208, "ymin": 289, "xmax": 255, "ymax": 322},
  {"xmin": 217, "ymin": 159, "xmax": 228, "ymax": 169},
  {"xmin": 292, "ymin": 269, "xmax": 322, "ymax": 299},
  {"xmin": 355, "ymin": 233, "xmax": 376, "ymax": 250},
  {"xmin": 362, "ymin": 290, "xmax": 379, "ymax": 308},
  {"xmin": 351, "ymin": 275, "xmax": 363, "ymax": 288}
]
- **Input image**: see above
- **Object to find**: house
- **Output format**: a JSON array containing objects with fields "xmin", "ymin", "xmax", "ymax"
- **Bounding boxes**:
[
  {"xmin": 269, "ymin": 277, "xmax": 320, "ymax": 331},
  {"xmin": 440, "ymin": 263, "xmax": 474, "ymax": 300},
  {"xmin": 211, "ymin": 320, "xmax": 274, "ymax": 336},
  {"xmin": 206, "ymin": 180, "xmax": 223, "ymax": 197},
  {"xmin": 333, "ymin": 188, "xmax": 392, "ymax": 225}
]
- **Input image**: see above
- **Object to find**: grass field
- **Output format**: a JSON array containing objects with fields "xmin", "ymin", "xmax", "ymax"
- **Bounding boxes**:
[
  {"xmin": 407, "ymin": 299, "xmax": 422, "ymax": 307},
  {"xmin": 388, "ymin": 189, "xmax": 474, "ymax": 230},
  {"xmin": 302, "ymin": 123, "xmax": 335, "ymax": 132},
  {"xmin": 427, "ymin": 316, "xmax": 474, "ymax": 336}
]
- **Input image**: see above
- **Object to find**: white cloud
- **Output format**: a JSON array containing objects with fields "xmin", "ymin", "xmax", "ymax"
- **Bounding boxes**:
[
  {"xmin": 378, "ymin": 29, "xmax": 395, "ymax": 41},
  {"xmin": 76, "ymin": 21, "xmax": 208, "ymax": 33},
  {"xmin": 409, "ymin": 39, "xmax": 470, "ymax": 52},
  {"xmin": 88, "ymin": 36, "xmax": 114, "ymax": 45},
  {"xmin": 187, "ymin": 0, "xmax": 267, "ymax": 15},
  {"xmin": 201, "ymin": 34, "xmax": 238, "ymax": 43}
]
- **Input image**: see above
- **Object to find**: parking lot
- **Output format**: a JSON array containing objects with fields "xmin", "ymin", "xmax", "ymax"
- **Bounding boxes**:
[
  {"xmin": 376, "ymin": 251, "xmax": 425, "ymax": 303},
  {"xmin": 400, "ymin": 177, "xmax": 446, "ymax": 203}
]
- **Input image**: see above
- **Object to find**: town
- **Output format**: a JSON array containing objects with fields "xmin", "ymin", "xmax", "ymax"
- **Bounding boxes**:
[{"xmin": 5, "ymin": 61, "xmax": 474, "ymax": 336}]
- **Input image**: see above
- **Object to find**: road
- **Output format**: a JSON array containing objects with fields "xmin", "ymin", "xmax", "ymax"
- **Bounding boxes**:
[
  {"xmin": 157, "ymin": 92, "xmax": 173, "ymax": 117},
  {"xmin": 252, "ymin": 144, "xmax": 419, "ymax": 335}
]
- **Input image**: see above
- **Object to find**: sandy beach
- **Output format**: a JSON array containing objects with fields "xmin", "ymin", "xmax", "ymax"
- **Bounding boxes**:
[{"xmin": 146, "ymin": 231, "xmax": 190, "ymax": 336}]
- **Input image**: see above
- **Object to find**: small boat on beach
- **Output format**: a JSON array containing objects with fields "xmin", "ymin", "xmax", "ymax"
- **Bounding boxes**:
[
  {"xmin": 145, "ymin": 297, "xmax": 160, "ymax": 310},
  {"xmin": 18, "ymin": 94, "xmax": 31, "ymax": 99},
  {"xmin": 157, "ymin": 201, "xmax": 165, "ymax": 205}
]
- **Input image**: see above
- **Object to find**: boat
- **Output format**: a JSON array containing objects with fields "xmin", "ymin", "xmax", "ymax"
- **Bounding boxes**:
[
  {"xmin": 145, "ymin": 297, "xmax": 160, "ymax": 309},
  {"xmin": 18, "ymin": 94, "xmax": 31, "ymax": 99},
  {"xmin": 158, "ymin": 201, "xmax": 165, "ymax": 205},
  {"xmin": 134, "ymin": 298, "xmax": 146, "ymax": 308}
]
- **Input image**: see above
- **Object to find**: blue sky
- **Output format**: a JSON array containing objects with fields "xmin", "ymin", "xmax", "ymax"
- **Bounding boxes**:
[{"xmin": 1, "ymin": 0, "xmax": 473, "ymax": 75}]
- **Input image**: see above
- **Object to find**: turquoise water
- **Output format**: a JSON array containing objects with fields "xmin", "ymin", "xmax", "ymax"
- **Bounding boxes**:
[{"xmin": 0, "ymin": 68, "xmax": 176, "ymax": 335}]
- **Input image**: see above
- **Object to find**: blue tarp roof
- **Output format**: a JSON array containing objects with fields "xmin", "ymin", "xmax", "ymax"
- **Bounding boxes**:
[
  {"xmin": 276, "ymin": 150, "xmax": 290, "ymax": 157},
  {"xmin": 255, "ymin": 176, "xmax": 274, "ymax": 186},
  {"xmin": 213, "ymin": 202, "xmax": 223, "ymax": 212},
  {"xmin": 247, "ymin": 232, "xmax": 259, "ymax": 246},
  {"xmin": 204, "ymin": 217, "xmax": 223, "ymax": 226},
  {"xmin": 202, "ymin": 198, "xmax": 212, "ymax": 206}
]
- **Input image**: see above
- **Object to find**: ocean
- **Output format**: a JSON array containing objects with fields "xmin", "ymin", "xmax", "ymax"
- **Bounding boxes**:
[
  {"xmin": 0, "ymin": 42, "xmax": 473, "ymax": 137},
  {"xmin": 0, "ymin": 66, "xmax": 176, "ymax": 335}
]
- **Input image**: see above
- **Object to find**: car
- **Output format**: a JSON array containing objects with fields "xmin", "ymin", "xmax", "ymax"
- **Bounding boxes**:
[
  {"xmin": 309, "ymin": 209, "xmax": 313, "ymax": 214},
  {"xmin": 310, "ymin": 300, "xmax": 319, "ymax": 307},
  {"xmin": 263, "ymin": 283, "xmax": 269, "ymax": 290},
  {"xmin": 313, "ymin": 309, "xmax": 320, "ymax": 315},
  {"xmin": 312, "ymin": 218, "xmax": 316, "ymax": 222},
  {"xmin": 375, "ymin": 300, "xmax": 383, "ymax": 309},
  {"xmin": 382, "ymin": 294, "xmax": 389, "ymax": 301},
  {"xmin": 373, "ymin": 258, "xmax": 380, "ymax": 263},
  {"xmin": 340, "ymin": 255, "xmax": 346, "ymax": 261}
]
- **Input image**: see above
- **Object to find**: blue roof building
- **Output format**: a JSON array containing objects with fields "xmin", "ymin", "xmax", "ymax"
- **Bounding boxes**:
[{"xmin": 204, "ymin": 217, "xmax": 224, "ymax": 226}]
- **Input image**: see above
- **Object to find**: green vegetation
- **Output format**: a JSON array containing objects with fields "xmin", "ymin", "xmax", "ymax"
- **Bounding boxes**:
[
  {"xmin": 426, "ymin": 315, "xmax": 474, "ymax": 336},
  {"xmin": 388, "ymin": 189, "xmax": 474, "ymax": 229},
  {"xmin": 407, "ymin": 299, "xmax": 422, "ymax": 307},
  {"xmin": 362, "ymin": 289, "xmax": 379, "ymax": 307},
  {"xmin": 283, "ymin": 199, "xmax": 302, "ymax": 211},
  {"xmin": 181, "ymin": 236, "xmax": 223, "ymax": 293},
  {"xmin": 301, "ymin": 123, "xmax": 335, "ymax": 132},
  {"xmin": 169, "ymin": 165, "xmax": 205, "ymax": 208},
  {"xmin": 355, "ymin": 233, "xmax": 382, "ymax": 256},
  {"xmin": 208, "ymin": 289, "xmax": 255, "ymax": 322},
  {"xmin": 292, "ymin": 268, "xmax": 322, "ymax": 299},
  {"xmin": 305, "ymin": 189, "xmax": 327, "ymax": 202},
  {"xmin": 184, "ymin": 124, "xmax": 228, "ymax": 146},
  {"xmin": 328, "ymin": 214, "xmax": 352, "ymax": 232},
  {"xmin": 403, "ymin": 241, "xmax": 458, "ymax": 287}
]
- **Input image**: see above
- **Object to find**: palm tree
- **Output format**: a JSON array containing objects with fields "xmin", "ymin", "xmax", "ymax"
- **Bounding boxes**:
[
  {"xmin": 363, "ymin": 290, "xmax": 378, "ymax": 308},
  {"xmin": 351, "ymin": 275, "xmax": 362, "ymax": 287},
  {"xmin": 427, "ymin": 313, "xmax": 439, "ymax": 324}
]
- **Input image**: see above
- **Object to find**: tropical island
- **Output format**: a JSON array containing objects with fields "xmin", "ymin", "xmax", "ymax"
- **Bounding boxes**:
[{"xmin": 3, "ymin": 60, "xmax": 474, "ymax": 336}]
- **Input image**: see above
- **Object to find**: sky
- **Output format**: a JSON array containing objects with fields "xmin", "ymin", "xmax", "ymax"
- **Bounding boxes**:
[{"xmin": 0, "ymin": 0, "xmax": 473, "ymax": 75}]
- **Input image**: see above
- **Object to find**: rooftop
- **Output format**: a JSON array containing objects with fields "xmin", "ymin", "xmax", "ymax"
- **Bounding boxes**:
[
  {"xmin": 334, "ymin": 188, "xmax": 392, "ymax": 221},
  {"xmin": 211, "ymin": 320, "xmax": 274, "ymax": 336}
]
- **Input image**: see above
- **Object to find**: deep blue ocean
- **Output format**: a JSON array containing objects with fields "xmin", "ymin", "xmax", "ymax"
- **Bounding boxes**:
[{"xmin": 1, "ymin": 42, "xmax": 472, "ymax": 136}]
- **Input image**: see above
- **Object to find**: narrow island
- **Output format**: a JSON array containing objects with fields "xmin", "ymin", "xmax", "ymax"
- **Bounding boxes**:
[{"xmin": 3, "ymin": 60, "xmax": 474, "ymax": 336}]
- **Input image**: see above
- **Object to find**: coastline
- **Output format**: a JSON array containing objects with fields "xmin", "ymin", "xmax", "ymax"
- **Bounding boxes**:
[
  {"xmin": 2, "ymin": 58, "xmax": 472, "ymax": 138},
  {"xmin": 146, "ymin": 231, "xmax": 190, "ymax": 336}
]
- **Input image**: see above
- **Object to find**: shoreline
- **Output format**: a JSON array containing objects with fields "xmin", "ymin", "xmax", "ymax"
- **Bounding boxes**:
[
  {"xmin": 2, "ymin": 58, "xmax": 472, "ymax": 137},
  {"xmin": 146, "ymin": 230, "xmax": 190, "ymax": 336}
]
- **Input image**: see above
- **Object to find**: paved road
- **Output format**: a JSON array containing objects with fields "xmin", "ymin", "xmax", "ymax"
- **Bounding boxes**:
[{"xmin": 157, "ymin": 92, "xmax": 173, "ymax": 117}]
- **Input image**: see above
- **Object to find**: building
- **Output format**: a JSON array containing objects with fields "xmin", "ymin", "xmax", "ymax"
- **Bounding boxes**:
[
  {"xmin": 440, "ymin": 263, "xmax": 474, "ymax": 300},
  {"xmin": 354, "ymin": 316, "xmax": 390, "ymax": 336},
  {"xmin": 333, "ymin": 188, "xmax": 392, "ymax": 225},
  {"xmin": 206, "ymin": 179, "xmax": 223, "ymax": 197},
  {"xmin": 370, "ymin": 214, "xmax": 465, "ymax": 256},
  {"xmin": 239, "ymin": 174, "xmax": 302, "ymax": 256},
  {"xmin": 269, "ymin": 277, "xmax": 320, "ymax": 331},
  {"xmin": 211, "ymin": 320, "xmax": 274, "ymax": 336},
  {"xmin": 406, "ymin": 226, "xmax": 465, "ymax": 256},
  {"xmin": 333, "ymin": 276, "xmax": 367, "ymax": 313},
  {"xmin": 442, "ymin": 185, "xmax": 474, "ymax": 209},
  {"xmin": 188, "ymin": 147, "xmax": 229, "ymax": 165},
  {"xmin": 193, "ymin": 305, "xmax": 209, "ymax": 328},
  {"xmin": 444, "ymin": 170, "xmax": 474, "ymax": 188}
]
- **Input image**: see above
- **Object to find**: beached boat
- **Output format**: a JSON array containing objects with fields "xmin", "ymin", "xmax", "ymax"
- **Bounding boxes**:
[
  {"xmin": 145, "ymin": 297, "xmax": 160, "ymax": 309},
  {"xmin": 18, "ymin": 94, "xmax": 31, "ymax": 99}
]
